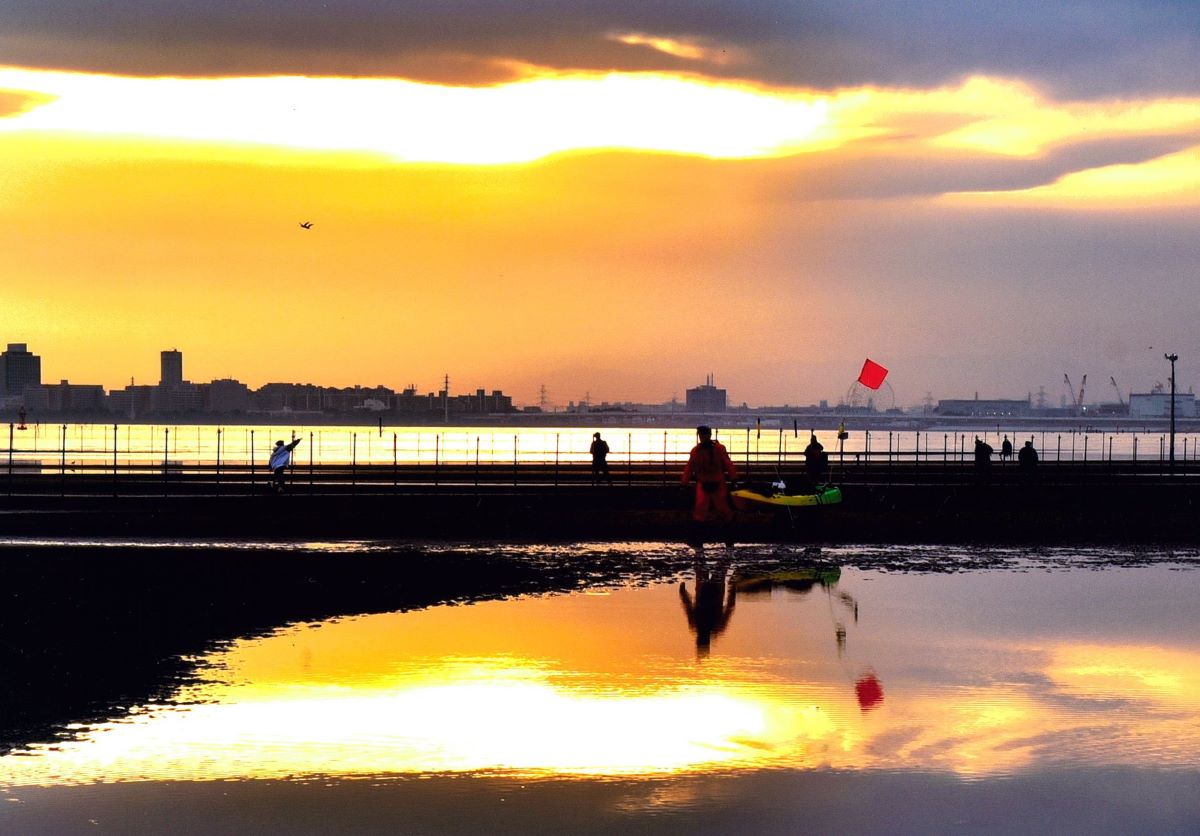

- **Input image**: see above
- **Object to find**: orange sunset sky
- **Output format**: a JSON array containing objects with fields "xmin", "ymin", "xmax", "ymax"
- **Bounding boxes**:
[{"xmin": 1, "ymin": 2, "xmax": 1198, "ymax": 407}]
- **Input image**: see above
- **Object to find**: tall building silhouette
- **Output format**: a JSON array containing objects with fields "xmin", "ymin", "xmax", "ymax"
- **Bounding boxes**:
[
  {"xmin": 160, "ymin": 349, "xmax": 183, "ymax": 388},
  {"xmin": 685, "ymin": 374, "xmax": 727, "ymax": 412},
  {"xmin": 0, "ymin": 343, "xmax": 41, "ymax": 398}
]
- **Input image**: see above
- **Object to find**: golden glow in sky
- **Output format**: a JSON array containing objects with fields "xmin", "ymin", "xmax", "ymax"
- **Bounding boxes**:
[
  {"xmin": 608, "ymin": 32, "xmax": 737, "ymax": 65},
  {"xmin": 1, "ymin": 63, "xmax": 1198, "ymax": 400},
  {"xmin": 950, "ymin": 146, "xmax": 1200, "ymax": 207},
  {"xmin": 4, "ymin": 66, "xmax": 1197, "ymax": 169},
  {"xmin": 0, "ymin": 67, "xmax": 834, "ymax": 164}
]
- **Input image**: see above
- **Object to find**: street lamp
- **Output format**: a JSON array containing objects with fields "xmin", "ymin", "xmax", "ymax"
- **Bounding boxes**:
[{"xmin": 1165, "ymin": 353, "xmax": 1178, "ymax": 470}]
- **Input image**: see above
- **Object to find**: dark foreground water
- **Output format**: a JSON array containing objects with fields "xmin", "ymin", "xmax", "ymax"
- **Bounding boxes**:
[{"xmin": 1, "ymin": 541, "xmax": 1198, "ymax": 834}]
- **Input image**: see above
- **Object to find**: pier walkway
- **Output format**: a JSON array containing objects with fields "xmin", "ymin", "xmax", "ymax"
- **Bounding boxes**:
[{"xmin": 2, "ymin": 456, "xmax": 1198, "ymax": 545}]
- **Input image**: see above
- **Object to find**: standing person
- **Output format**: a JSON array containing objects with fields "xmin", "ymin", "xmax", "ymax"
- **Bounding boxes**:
[
  {"xmin": 269, "ymin": 437, "xmax": 303, "ymax": 494},
  {"xmin": 589, "ymin": 432, "xmax": 612, "ymax": 486},
  {"xmin": 682, "ymin": 425, "xmax": 738, "ymax": 523},
  {"xmin": 973, "ymin": 436, "xmax": 993, "ymax": 483},
  {"xmin": 804, "ymin": 433, "xmax": 827, "ymax": 485},
  {"xmin": 1001, "ymin": 435, "xmax": 1014, "ymax": 461},
  {"xmin": 1018, "ymin": 438, "xmax": 1039, "ymax": 481}
]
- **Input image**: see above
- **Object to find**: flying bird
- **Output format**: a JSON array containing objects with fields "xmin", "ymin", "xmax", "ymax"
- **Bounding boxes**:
[{"xmin": 299, "ymin": 221, "xmax": 313, "ymax": 229}]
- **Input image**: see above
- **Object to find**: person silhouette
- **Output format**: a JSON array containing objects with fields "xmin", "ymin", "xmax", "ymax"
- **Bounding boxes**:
[
  {"xmin": 803, "ymin": 433, "xmax": 828, "ymax": 485},
  {"xmin": 1018, "ymin": 438, "xmax": 1039, "ymax": 481},
  {"xmin": 269, "ymin": 437, "xmax": 303, "ymax": 493},
  {"xmin": 682, "ymin": 425, "xmax": 738, "ymax": 523},
  {"xmin": 973, "ymin": 436, "xmax": 993, "ymax": 483},
  {"xmin": 589, "ymin": 432, "xmax": 612, "ymax": 486},
  {"xmin": 1000, "ymin": 435, "xmax": 1013, "ymax": 461}
]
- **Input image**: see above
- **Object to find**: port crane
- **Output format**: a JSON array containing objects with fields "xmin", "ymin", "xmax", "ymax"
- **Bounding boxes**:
[
  {"xmin": 1063, "ymin": 373, "xmax": 1087, "ymax": 414},
  {"xmin": 1110, "ymin": 376, "xmax": 1126, "ymax": 407}
]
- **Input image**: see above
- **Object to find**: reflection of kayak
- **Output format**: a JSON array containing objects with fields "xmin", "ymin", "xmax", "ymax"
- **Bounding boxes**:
[
  {"xmin": 733, "ymin": 567, "xmax": 841, "ymax": 594},
  {"xmin": 730, "ymin": 484, "xmax": 843, "ymax": 510}
]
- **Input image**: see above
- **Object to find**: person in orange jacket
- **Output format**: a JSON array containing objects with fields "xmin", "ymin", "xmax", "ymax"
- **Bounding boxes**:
[{"xmin": 682, "ymin": 425, "xmax": 738, "ymax": 522}]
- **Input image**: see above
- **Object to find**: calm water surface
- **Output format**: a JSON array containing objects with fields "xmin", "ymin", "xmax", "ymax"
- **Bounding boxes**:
[{"xmin": 1, "ymin": 544, "xmax": 1198, "ymax": 833}]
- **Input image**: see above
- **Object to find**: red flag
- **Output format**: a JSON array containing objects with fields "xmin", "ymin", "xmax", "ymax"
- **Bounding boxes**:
[
  {"xmin": 855, "ymin": 672, "xmax": 884, "ymax": 711},
  {"xmin": 857, "ymin": 358, "xmax": 888, "ymax": 390}
]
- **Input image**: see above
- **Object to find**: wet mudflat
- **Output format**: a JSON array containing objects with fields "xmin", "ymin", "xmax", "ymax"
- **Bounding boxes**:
[{"xmin": 1, "ymin": 541, "xmax": 1198, "ymax": 834}]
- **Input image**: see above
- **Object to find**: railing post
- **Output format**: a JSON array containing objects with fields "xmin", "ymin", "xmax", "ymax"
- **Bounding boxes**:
[
  {"xmin": 250, "ymin": 429, "xmax": 255, "ymax": 492},
  {"xmin": 216, "ymin": 428, "xmax": 222, "ymax": 494},
  {"xmin": 513, "ymin": 434, "xmax": 518, "ymax": 487},
  {"xmin": 554, "ymin": 432, "xmax": 559, "ymax": 488},
  {"xmin": 745, "ymin": 427, "xmax": 750, "ymax": 480},
  {"xmin": 112, "ymin": 423, "xmax": 118, "ymax": 497},
  {"xmin": 7, "ymin": 422, "xmax": 13, "ymax": 497},
  {"xmin": 663, "ymin": 431, "xmax": 668, "ymax": 486},
  {"xmin": 474, "ymin": 435, "xmax": 480, "ymax": 493},
  {"xmin": 393, "ymin": 432, "xmax": 398, "ymax": 488},
  {"xmin": 162, "ymin": 427, "xmax": 169, "ymax": 496},
  {"xmin": 352, "ymin": 432, "xmax": 358, "ymax": 493},
  {"xmin": 628, "ymin": 431, "xmax": 633, "ymax": 487},
  {"xmin": 435, "ymin": 434, "xmax": 440, "ymax": 487}
]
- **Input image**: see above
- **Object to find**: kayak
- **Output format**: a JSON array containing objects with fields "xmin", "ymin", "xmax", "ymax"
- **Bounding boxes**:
[{"xmin": 730, "ymin": 484, "xmax": 843, "ymax": 510}]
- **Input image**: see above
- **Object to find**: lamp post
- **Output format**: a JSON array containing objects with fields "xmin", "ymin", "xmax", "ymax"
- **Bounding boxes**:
[{"xmin": 1165, "ymin": 353, "xmax": 1178, "ymax": 470}]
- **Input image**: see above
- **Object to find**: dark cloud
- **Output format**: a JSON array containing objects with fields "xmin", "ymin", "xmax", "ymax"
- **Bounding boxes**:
[{"xmin": 0, "ymin": 1, "xmax": 1196, "ymax": 97}]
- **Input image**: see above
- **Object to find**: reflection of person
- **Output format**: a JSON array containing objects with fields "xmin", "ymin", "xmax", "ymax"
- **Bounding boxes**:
[
  {"xmin": 678, "ymin": 557, "xmax": 737, "ymax": 657},
  {"xmin": 269, "ymin": 437, "xmax": 303, "ymax": 493},
  {"xmin": 1018, "ymin": 438, "xmax": 1039, "ymax": 481},
  {"xmin": 589, "ymin": 432, "xmax": 612, "ymax": 486},
  {"xmin": 682, "ymin": 425, "xmax": 738, "ymax": 522}
]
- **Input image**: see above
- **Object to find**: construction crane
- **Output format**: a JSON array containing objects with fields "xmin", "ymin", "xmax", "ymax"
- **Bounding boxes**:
[
  {"xmin": 1063, "ymin": 373, "xmax": 1087, "ymax": 414},
  {"xmin": 1110, "ymin": 376, "xmax": 1126, "ymax": 407}
]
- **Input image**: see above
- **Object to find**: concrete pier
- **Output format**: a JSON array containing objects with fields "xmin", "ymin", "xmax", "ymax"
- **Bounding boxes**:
[{"xmin": 2, "ymin": 460, "xmax": 1198, "ymax": 543}]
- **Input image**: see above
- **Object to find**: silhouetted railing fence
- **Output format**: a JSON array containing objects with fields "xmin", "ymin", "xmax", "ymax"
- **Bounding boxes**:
[{"xmin": 5, "ymin": 421, "xmax": 1200, "ymax": 497}]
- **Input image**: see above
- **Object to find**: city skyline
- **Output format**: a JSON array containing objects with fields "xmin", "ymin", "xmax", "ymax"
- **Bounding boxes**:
[
  {"xmin": 2, "ymin": 340, "xmax": 1191, "ymax": 412},
  {"xmin": 1, "ymin": 3, "xmax": 1197, "ymax": 407}
]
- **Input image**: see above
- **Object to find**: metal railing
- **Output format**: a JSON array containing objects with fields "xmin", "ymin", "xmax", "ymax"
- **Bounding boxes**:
[{"xmin": 4, "ymin": 422, "xmax": 1199, "ymax": 497}]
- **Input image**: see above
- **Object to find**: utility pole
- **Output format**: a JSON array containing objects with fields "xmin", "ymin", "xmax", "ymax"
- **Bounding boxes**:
[{"xmin": 1165, "ymin": 353, "xmax": 1178, "ymax": 470}]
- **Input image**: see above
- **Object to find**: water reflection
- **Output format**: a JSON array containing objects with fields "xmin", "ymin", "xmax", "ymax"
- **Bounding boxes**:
[
  {"xmin": 1, "ymin": 556, "xmax": 1198, "ymax": 791},
  {"xmin": 678, "ymin": 555, "xmax": 737, "ymax": 657}
]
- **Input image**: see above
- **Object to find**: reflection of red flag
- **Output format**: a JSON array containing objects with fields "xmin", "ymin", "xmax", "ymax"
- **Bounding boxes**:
[
  {"xmin": 855, "ymin": 672, "xmax": 884, "ymax": 711},
  {"xmin": 857, "ymin": 359, "xmax": 888, "ymax": 390}
]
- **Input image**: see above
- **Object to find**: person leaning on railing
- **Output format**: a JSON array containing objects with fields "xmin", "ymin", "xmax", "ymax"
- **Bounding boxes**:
[{"xmin": 269, "ymin": 437, "xmax": 303, "ymax": 494}]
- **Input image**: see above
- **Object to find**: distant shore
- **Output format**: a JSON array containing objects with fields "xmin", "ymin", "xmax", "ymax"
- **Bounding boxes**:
[{"xmin": 8, "ymin": 412, "xmax": 1200, "ymax": 432}]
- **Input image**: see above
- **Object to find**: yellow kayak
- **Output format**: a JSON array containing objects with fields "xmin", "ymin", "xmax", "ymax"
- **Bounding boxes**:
[{"xmin": 731, "ymin": 484, "xmax": 843, "ymax": 510}]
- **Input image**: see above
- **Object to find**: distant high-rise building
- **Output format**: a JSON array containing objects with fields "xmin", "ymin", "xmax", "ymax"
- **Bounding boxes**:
[
  {"xmin": 160, "ymin": 349, "xmax": 183, "ymax": 388},
  {"xmin": 0, "ymin": 343, "xmax": 41, "ymax": 398},
  {"xmin": 686, "ymin": 374, "xmax": 727, "ymax": 413}
]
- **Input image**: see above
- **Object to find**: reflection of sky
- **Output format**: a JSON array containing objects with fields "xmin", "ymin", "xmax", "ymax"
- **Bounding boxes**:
[{"xmin": 2, "ymin": 566, "xmax": 1197, "ymax": 785}]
